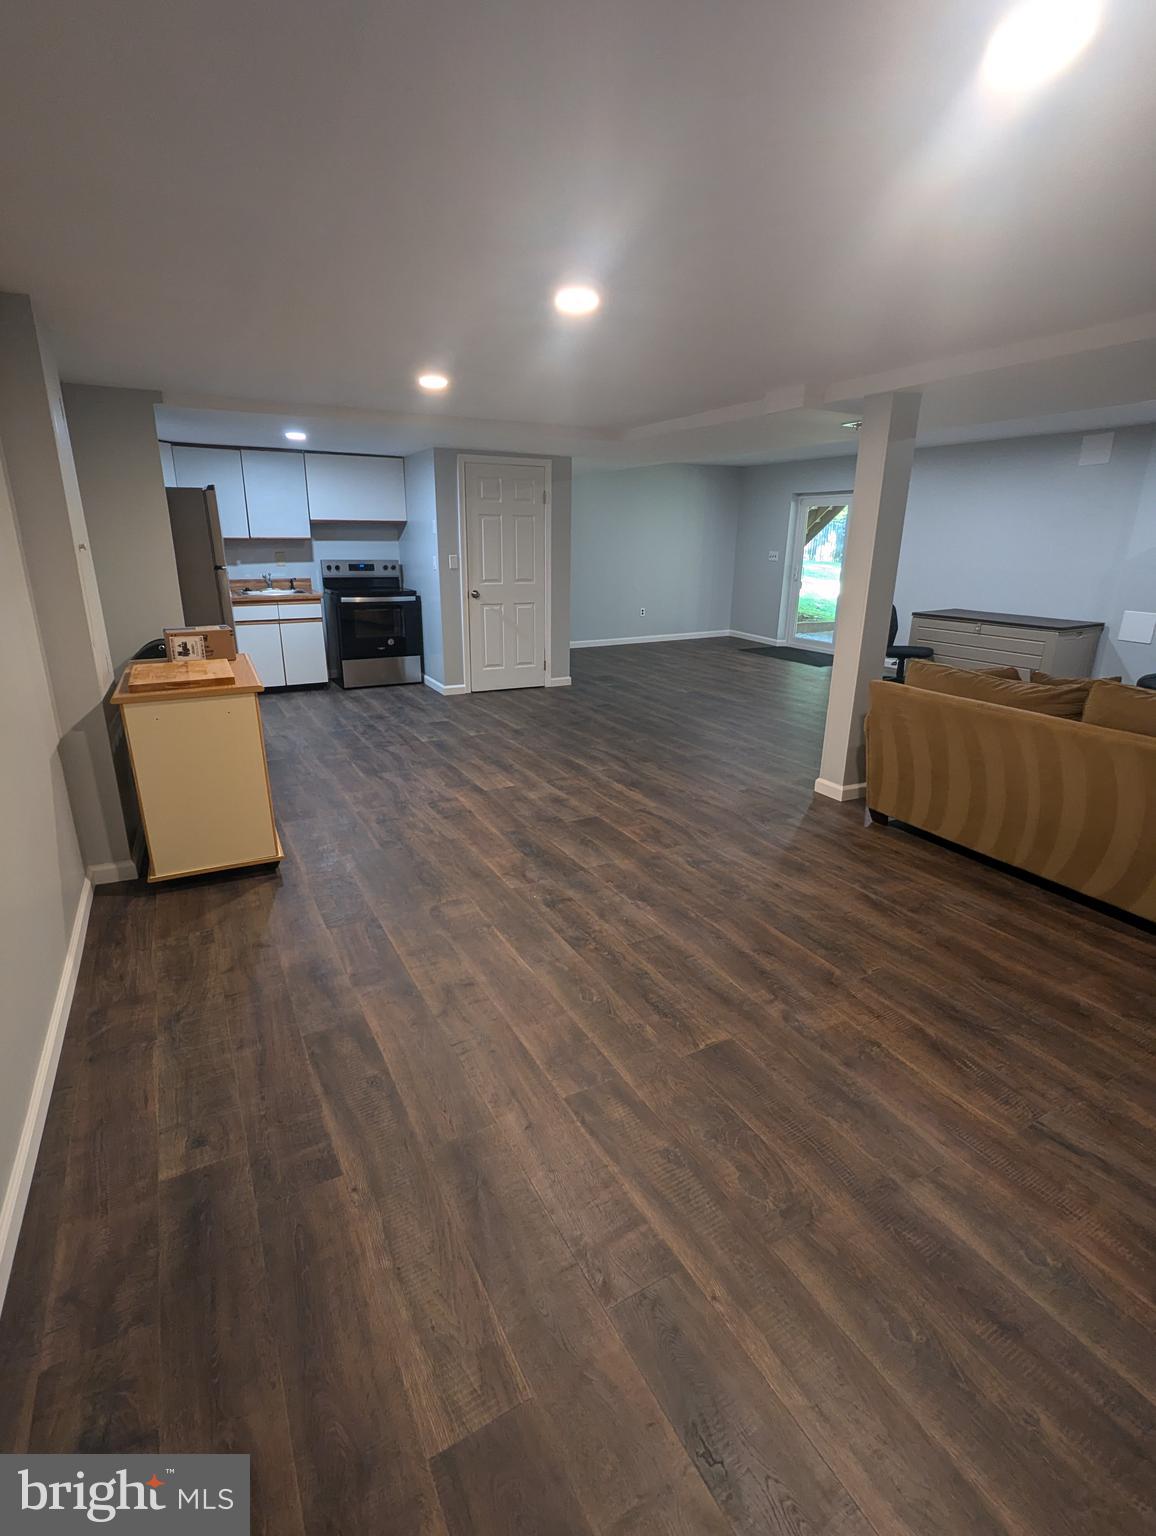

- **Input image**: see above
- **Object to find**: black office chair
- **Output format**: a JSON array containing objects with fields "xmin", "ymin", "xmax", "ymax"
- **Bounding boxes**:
[
  {"xmin": 886, "ymin": 605, "xmax": 933, "ymax": 683},
  {"xmin": 1138, "ymin": 674, "xmax": 1156, "ymax": 690}
]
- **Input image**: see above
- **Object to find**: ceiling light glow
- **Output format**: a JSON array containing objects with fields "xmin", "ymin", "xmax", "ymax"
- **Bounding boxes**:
[
  {"xmin": 283, "ymin": 429, "xmax": 307, "ymax": 441},
  {"xmin": 981, "ymin": 0, "xmax": 1101, "ymax": 93},
  {"xmin": 417, "ymin": 372, "xmax": 449, "ymax": 392},
  {"xmin": 554, "ymin": 284, "xmax": 601, "ymax": 316}
]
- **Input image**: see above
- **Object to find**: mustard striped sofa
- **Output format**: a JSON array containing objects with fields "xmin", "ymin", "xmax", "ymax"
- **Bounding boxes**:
[{"xmin": 865, "ymin": 676, "xmax": 1156, "ymax": 922}]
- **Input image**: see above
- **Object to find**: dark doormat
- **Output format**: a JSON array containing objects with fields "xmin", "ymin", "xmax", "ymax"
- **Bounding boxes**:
[{"xmin": 741, "ymin": 644, "xmax": 834, "ymax": 668}]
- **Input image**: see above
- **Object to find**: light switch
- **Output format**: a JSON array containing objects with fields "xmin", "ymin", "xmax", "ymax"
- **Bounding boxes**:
[
  {"xmin": 768, "ymin": 550, "xmax": 780, "ymax": 562},
  {"xmin": 448, "ymin": 552, "xmax": 459, "ymax": 570},
  {"xmin": 1118, "ymin": 610, "xmax": 1156, "ymax": 645}
]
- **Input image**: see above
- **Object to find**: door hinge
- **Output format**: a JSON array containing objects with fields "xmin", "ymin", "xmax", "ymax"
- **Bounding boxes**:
[{"xmin": 543, "ymin": 489, "xmax": 548, "ymax": 504}]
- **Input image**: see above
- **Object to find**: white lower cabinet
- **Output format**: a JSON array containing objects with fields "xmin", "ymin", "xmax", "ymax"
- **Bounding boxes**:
[
  {"xmin": 280, "ymin": 620, "xmax": 328, "ymax": 685},
  {"xmin": 236, "ymin": 621, "xmax": 287, "ymax": 689},
  {"xmin": 234, "ymin": 611, "xmax": 328, "ymax": 689}
]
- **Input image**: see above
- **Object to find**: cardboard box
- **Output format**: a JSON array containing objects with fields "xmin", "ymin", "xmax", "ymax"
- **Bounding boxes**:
[{"xmin": 164, "ymin": 625, "xmax": 238, "ymax": 662}]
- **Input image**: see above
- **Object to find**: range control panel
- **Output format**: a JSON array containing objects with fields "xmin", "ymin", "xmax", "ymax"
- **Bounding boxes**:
[{"xmin": 322, "ymin": 560, "xmax": 401, "ymax": 577}]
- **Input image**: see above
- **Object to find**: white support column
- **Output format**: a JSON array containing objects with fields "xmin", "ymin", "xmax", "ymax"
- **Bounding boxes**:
[{"xmin": 815, "ymin": 389, "xmax": 921, "ymax": 801}]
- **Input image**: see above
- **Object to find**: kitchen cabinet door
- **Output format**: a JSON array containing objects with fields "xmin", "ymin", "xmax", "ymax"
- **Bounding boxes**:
[
  {"xmin": 172, "ymin": 446, "xmax": 249, "ymax": 538},
  {"xmin": 280, "ymin": 620, "xmax": 328, "ymax": 685},
  {"xmin": 235, "ymin": 621, "xmax": 286, "ymax": 688},
  {"xmin": 304, "ymin": 453, "xmax": 406, "ymax": 523},
  {"xmin": 241, "ymin": 450, "xmax": 310, "ymax": 538}
]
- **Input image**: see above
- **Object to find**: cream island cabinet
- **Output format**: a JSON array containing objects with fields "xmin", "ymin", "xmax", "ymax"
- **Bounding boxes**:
[{"xmin": 112, "ymin": 655, "xmax": 282, "ymax": 882}]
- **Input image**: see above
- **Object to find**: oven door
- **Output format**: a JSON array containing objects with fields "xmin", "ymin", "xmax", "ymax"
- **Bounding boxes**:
[{"xmin": 335, "ymin": 594, "xmax": 421, "ymax": 660}]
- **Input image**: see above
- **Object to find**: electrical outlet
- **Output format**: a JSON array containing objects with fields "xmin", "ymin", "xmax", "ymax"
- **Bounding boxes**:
[
  {"xmin": 640, "ymin": 607, "xmax": 646, "ymax": 616},
  {"xmin": 768, "ymin": 550, "xmax": 779, "ymax": 562},
  {"xmin": 274, "ymin": 550, "xmax": 286, "ymax": 566}
]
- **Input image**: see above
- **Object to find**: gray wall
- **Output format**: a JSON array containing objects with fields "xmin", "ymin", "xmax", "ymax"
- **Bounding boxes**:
[
  {"xmin": 726, "ymin": 428, "xmax": 1156, "ymax": 681},
  {"xmin": 571, "ymin": 464, "xmax": 741, "ymax": 643},
  {"xmin": 64, "ymin": 384, "xmax": 183, "ymax": 668},
  {"xmin": 893, "ymin": 427, "xmax": 1155, "ymax": 679},
  {"xmin": 0, "ymin": 293, "xmax": 132, "ymax": 878},
  {"xmin": 433, "ymin": 450, "xmax": 467, "ymax": 688},
  {"xmin": 0, "ymin": 440, "xmax": 87, "ymax": 1302},
  {"xmin": 399, "ymin": 450, "xmax": 445, "ymax": 684}
]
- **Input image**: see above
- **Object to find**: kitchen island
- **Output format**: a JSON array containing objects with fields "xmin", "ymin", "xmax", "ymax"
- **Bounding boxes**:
[{"xmin": 111, "ymin": 653, "xmax": 282, "ymax": 881}]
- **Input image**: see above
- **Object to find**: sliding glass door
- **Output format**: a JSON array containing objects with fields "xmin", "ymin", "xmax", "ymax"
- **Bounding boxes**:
[{"xmin": 785, "ymin": 495, "xmax": 852, "ymax": 650}]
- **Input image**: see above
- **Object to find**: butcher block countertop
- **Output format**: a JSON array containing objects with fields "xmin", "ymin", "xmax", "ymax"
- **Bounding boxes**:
[
  {"xmin": 231, "ymin": 590, "xmax": 322, "ymax": 605},
  {"xmin": 229, "ymin": 580, "xmax": 319, "ymax": 605},
  {"xmin": 112, "ymin": 654, "xmax": 264, "ymax": 705}
]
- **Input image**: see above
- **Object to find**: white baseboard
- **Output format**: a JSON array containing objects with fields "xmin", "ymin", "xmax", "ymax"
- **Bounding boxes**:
[
  {"xmin": 0, "ymin": 877, "xmax": 93, "ymax": 1313},
  {"xmin": 424, "ymin": 676, "xmax": 469, "ymax": 696},
  {"xmin": 545, "ymin": 675, "xmax": 572, "ymax": 687},
  {"xmin": 571, "ymin": 629, "xmax": 731, "ymax": 649},
  {"xmin": 88, "ymin": 858, "xmax": 138, "ymax": 885},
  {"xmin": 814, "ymin": 777, "xmax": 867, "ymax": 802},
  {"xmin": 730, "ymin": 628, "xmax": 782, "ymax": 645}
]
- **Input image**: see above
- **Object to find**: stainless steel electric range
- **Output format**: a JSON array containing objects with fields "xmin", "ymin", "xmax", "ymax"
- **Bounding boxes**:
[{"xmin": 321, "ymin": 560, "xmax": 424, "ymax": 688}]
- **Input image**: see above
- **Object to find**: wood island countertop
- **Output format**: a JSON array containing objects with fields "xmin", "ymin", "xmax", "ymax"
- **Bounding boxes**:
[{"xmin": 111, "ymin": 653, "xmax": 265, "ymax": 705}]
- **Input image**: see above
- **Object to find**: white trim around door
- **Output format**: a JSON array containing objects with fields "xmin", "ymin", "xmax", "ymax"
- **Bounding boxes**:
[{"xmin": 457, "ymin": 455, "xmax": 553, "ymax": 693}]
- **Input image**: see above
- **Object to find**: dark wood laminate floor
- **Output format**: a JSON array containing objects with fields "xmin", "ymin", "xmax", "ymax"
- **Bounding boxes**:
[{"xmin": 3, "ymin": 637, "xmax": 1155, "ymax": 1536}]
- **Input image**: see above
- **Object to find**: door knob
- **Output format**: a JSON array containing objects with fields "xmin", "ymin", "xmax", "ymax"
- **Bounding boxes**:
[{"xmin": 470, "ymin": 589, "xmax": 480, "ymax": 598}]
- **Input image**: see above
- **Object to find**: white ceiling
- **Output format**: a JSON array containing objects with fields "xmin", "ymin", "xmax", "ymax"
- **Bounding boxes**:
[{"xmin": 4, "ymin": 0, "xmax": 1156, "ymax": 461}]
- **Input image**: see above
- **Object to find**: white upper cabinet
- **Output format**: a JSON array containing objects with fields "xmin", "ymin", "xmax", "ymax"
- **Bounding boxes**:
[
  {"xmin": 241, "ymin": 450, "xmax": 310, "ymax": 539},
  {"xmin": 168, "ymin": 443, "xmax": 406, "ymax": 536},
  {"xmin": 171, "ymin": 446, "xmax": 249, "ymax": 539},
  {"xmin": 304, "ymin": 453, "xmax": 406, "ymax": 523}
]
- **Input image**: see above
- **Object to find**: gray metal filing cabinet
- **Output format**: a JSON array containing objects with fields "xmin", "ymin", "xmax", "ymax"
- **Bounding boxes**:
[{"xmin": 908, "ymin": 609, "xmax": 1104, "ymax": 676}]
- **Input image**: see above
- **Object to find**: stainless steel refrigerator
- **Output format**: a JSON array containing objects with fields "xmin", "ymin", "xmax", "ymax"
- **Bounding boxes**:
[{"xmin": 166, "ymin": 486, "xmax": 234, "ymax": 627}]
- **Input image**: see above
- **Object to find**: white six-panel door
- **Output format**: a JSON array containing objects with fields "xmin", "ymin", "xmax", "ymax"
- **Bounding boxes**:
[{"xmin": 464, "ymin": 460, "xmax": 546, "ymax": 692}]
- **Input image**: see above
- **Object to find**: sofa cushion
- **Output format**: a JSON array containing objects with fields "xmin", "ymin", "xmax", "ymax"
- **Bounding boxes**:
[
  {"xmin": 983, "ymin": 666, "xmax": 1022, "ymax": 678},
  {"xmin": 904, "ymin": 659, "xmax": 1090, "ymax": 718},
  {"xmin": 1083, "ymin": 679, "xmax": 1156, "ymax": 738},
  {"xmin": 1030, "ymin": 670, "xmax": 1121, "ymax": 685}
]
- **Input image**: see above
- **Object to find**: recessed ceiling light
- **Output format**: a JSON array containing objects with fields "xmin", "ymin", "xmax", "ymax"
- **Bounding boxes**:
[
  {"xmin": 554, "ymin": 284, "xmax": 601, "ymax": 317},
  {"xmin": 841, "ymin": 420, "xmax": 863, "ymax": 431},
  {"xmin": 981, "ymin": 0, "xmax": 1100, "ymax": 93},
  {"xmin": 283, "ymin": 429, "xmax": 307, "ymax": 442},
  {"xmin": 417, "ymin": 372, "xmax": 450, "ymax": 392}
]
